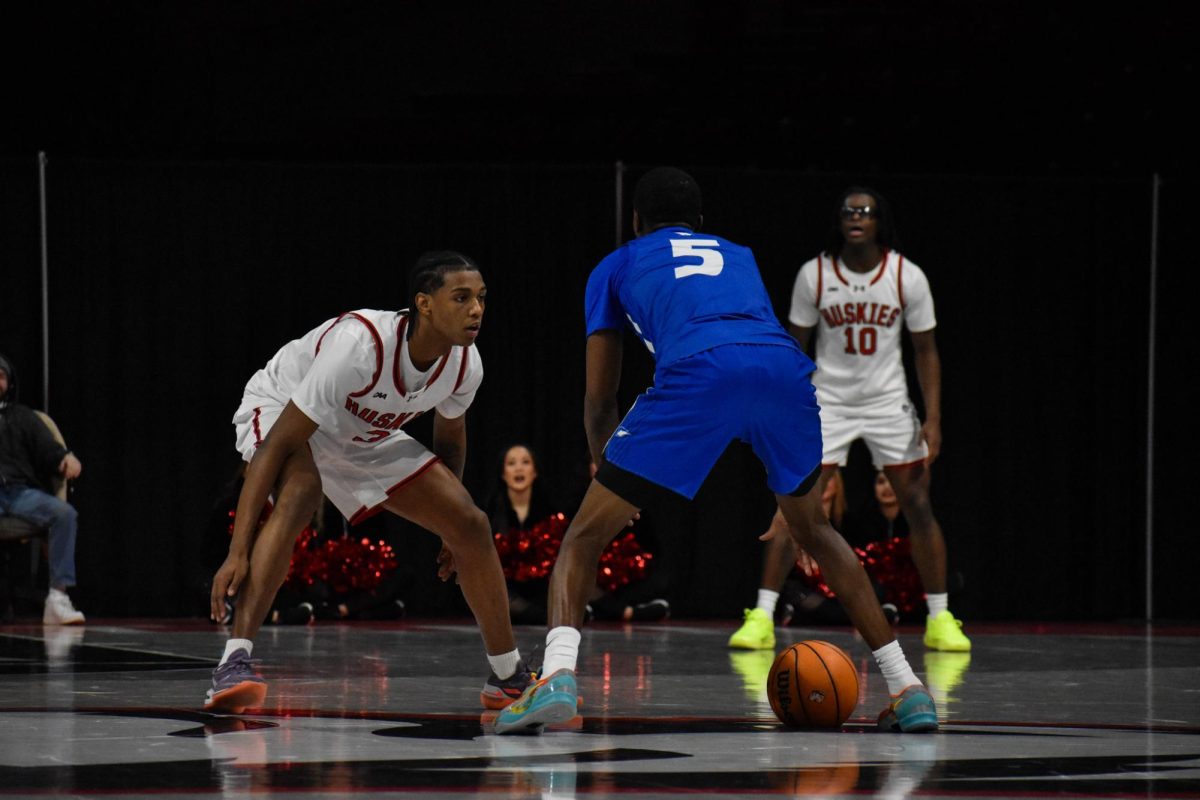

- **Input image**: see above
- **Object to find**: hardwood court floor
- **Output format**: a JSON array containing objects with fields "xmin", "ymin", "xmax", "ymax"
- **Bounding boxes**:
[{"xmin": 1, "ymin": 618, "xmax": 1197, "ymax": 798}]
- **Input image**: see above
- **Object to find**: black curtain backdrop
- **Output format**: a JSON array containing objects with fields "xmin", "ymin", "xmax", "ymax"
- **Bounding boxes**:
[
  {"xmin": 0, "ymin": 158, "xmax": 44, "ymax": 409},
  {"xmin": 0, "ymin": 157, "xmax": 1184, "ymax": 621}
]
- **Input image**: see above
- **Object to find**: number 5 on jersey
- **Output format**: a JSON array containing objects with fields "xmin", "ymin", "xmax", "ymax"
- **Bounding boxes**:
[{"xmin": 671, "ymin": 239, "xmax": 723, "ymax": 279}]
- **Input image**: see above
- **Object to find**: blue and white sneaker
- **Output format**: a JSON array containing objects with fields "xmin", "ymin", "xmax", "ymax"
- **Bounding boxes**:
[
  {"xmin": 494, "ymin": 668, "xmax": 578, "ymax": 735},
  {"xmin": 877, "ymin": 684, "xmax": 939, "ymax": 732}
]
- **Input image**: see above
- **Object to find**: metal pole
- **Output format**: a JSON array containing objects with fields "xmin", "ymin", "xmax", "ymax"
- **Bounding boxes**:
[
  {"xmin": 615, "ymin": 160, "xmax": 626, "ymax": 248},
  {"xmin": 38, "ymin": 151, "xmax": 50, "ymax": 414},
  {"xmin": 1145, "ymin": 173, "xmax": 1160, "ymax": 622}
]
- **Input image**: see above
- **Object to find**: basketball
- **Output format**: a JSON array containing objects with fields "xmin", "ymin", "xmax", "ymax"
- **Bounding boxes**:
[{"xmin": 767, "ymin": 640, "xmax": 859, "ymax": 728}]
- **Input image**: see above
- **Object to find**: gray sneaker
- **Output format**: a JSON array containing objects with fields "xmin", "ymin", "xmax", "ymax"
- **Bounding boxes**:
[{"xmin": 203, "ymin": 648, "xmax": 267, "ymax": 713}]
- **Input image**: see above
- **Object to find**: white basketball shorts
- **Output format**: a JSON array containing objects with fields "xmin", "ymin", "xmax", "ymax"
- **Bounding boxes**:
[
  {"xmin": 233, "ymin": 401, "xmax": 440, "ymax": 524},
  {"xmin": 819, "ymin": 399, "xmax": 928, "ymax": 469}
]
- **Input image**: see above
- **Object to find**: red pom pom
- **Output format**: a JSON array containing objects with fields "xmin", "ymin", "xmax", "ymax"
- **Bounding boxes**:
[
  {"xmin": 796, "ymin": 538, "xmax": 922, "ymax": 615},
  {"xmin": 493, "ymin": 513, "xmax": 654, "ymax": 590}
]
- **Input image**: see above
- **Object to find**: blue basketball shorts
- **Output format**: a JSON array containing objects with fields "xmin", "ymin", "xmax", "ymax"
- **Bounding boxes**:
[{"xmin": 601, "ymin": 343, "xmax": 822, "ymax": 499}]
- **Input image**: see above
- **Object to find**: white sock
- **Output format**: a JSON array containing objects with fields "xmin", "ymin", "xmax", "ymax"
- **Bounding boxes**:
[
  {"xmin": 925, "ymin": 593, "xmax": 949, "ymax": 618},
  {"xmin": 220, "ymin": 638, "xmax": 253, "ymax": 666},
  {"xmin": 487, "ymin": 648, "xmax": 521, "ymax": 680},
  {"xmin": 756, "ymin": 589, "xmax": 780, "ymax": 615},
  {"xmin": 872, "ymin": 640, "xmax": 921, "ymax": 696},
  {"xmin": 542, "ymin": 626, "xmax": 581, "ymax": 676}
]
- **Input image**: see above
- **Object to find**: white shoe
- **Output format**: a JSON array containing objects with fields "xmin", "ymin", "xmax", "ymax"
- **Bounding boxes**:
[{"xmin": 44, "ymin": 589, "xmax": 85, "ymax": 625}]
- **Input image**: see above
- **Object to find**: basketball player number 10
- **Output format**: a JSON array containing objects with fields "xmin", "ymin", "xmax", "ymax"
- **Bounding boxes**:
[
  {"xmin": 671, "ymin": 240, "xmax": 724, "ymax": 279},
  {"xmin": 844, "ymin": 326, "xmax": 877, "ymax": 355}
]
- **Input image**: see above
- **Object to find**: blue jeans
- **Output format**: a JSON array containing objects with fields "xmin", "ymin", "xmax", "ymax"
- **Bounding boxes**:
[{"xmin": 0, "ymin": 483, "xmax": 77, "ymax": 589}]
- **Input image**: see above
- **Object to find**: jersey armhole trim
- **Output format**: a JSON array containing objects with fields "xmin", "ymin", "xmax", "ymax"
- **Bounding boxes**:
[
  {"xmin": 316, "ymin": 312, "xmax": 385, "ymax": 399},
  {"xmin": 452, "ymin": 346, "xmax": 470, "ymax": 393}
]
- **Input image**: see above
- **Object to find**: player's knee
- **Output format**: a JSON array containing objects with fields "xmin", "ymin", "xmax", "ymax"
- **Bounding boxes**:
[
  {"xmin": 898, "ymin": 486, "xmax": 933, "ymax": 523},
  {"xmin": 445, "ymin": 503, "xmax": 492, "ymax": 549}
]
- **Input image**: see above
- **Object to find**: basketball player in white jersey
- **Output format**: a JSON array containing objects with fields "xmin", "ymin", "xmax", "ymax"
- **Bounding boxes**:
[
  {"xmin": 729, "ymin": 188, "xmax": 971, "ymax": 654},
  {"xmin": 204, "ymin": 251, "xmax": 533, "ymax": 713}
]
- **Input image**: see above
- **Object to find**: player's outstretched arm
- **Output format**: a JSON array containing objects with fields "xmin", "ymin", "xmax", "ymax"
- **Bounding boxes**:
[
  {"xmin": 583, "ymin": 331, "xmax": 623, "ymax": 464},
  {"xmin": 910, "ymin": 330, "xmax": 942, "ymax": 463},
  {"xmin": 210, "ymin": 401, "xmax": 317, "ymax": 621}
]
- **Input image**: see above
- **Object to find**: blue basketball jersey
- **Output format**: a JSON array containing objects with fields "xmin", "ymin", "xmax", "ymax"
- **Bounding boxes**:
[{"xmin": 584, "ymin": 226, "xmax": 798, "ymax": 370}]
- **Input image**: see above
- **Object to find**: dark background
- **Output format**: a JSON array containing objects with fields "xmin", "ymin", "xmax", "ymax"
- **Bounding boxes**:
[{"xmin": 1, "ymin": 2, "xmax": 1193, "ymax": 621}]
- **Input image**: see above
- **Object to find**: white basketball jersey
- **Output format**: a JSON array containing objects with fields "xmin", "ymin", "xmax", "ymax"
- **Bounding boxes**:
[
  {"xmin": 236, "ymin": 309, "xmax": 482, "ymax": 453},
  {"xmin": 789, "ymin": 250, "xmax": 935, "ymax": 411}
]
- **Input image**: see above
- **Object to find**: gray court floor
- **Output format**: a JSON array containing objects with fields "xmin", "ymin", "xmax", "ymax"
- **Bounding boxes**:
[{"xmin": 1, "ymin": 618, "xmax": 1197, "ymax": 798}]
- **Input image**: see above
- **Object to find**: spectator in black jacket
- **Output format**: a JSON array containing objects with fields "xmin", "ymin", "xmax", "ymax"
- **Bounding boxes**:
[{"xmin": 0, "ymin": 353, "xmax": 84, "ymax": 624}]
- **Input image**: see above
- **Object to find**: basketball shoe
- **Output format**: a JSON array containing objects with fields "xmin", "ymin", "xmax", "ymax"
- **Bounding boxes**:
[
  {"xmin": 923, "ymin": 610, "xmax": 971, "ymax": 651},
  {"xmin": 480, "ymin": 661, "xmax": 537, "ymax": 709},
  {"xmin": 877, "ymin": 685, "xmax": 939, "ymax": 732},
  {"xmin": 494, "ymin": 668, "xmax": 578, "ymax": 735},
  {"xmin": 204, "ymin": 648, "xmax": 267, "ymax": 713},
  {"xmin": 728, "ymin": 608, "xmax": 775, "ymax": 650}
]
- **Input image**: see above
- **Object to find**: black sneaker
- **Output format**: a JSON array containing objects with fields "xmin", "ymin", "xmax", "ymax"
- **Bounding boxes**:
[
  {"xmin": 480, "ymin": 660, "xmax": 537, "ymax": 709},
  {"xmin": 630, "ymin": 599, "xmax": 670, "ymax": 622}
]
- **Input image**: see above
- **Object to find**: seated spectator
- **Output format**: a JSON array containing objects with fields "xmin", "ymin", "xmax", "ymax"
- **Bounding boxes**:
[{"xmin": 0, "ymin": 353, "xmax": 85, "ymax": 625}]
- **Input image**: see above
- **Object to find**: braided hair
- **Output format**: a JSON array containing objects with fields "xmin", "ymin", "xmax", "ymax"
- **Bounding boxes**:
[{"xmin": 406, "ymin": 250, "xmax": 481, "ymax": 339}]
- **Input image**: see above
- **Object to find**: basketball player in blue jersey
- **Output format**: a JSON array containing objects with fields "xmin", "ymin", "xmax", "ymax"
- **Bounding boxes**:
[{"xmin": 496, "ymin": 167, "xmax": 938, "ymax": 735}]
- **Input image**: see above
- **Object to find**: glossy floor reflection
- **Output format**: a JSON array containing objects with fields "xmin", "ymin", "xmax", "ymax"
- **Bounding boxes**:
[{"xmin": 0, "ymin": 619, "xmax": 1197, "ymax": 798}]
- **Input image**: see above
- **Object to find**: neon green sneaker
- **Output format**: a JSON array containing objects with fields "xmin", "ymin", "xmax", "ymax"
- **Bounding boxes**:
[
  {"xmin": 923, "ymin": 610, "xmax": 971, "ymax": 652},
  {"xmin": 728, "ymin": 608, "xmax": 775, "ymax": 650}
]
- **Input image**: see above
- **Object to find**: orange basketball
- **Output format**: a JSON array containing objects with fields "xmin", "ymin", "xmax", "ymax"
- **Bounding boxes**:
[{"xmin": 767, "ymin": 640, "xmax": 859, "ymax": 728}]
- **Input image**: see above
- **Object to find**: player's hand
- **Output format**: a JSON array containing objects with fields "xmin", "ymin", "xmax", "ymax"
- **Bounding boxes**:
[
  {"xmin": 210, "ymin": 555, "xmax": 249, "ymax": 622},
  {"xmin": 922, "ymin": 420, "xmax": 942, "ymax": 465},
  {"xmin": 795, "ymin": 547, "xmax": 818, "ymax": 577},
  {"xmin": 758, "ymin": 508, "xmax": 788, "ymax": 541},
  {"xmin": 59, "ymin": 453, "xmax": 82, "ymax": 480},
  {"xmin": 435, "ymin": 541, "xmax": 457, "ymax": 583}
]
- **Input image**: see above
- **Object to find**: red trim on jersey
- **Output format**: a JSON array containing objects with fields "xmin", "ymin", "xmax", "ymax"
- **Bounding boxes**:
[
  {"xmin": 393, "ymin": 315, "xmax": 409, "ymax": 394},
  {"xmin": 883, "ymin": 457, "xmax": 925, "ymax": 470},
  {"xmin": 816, "ymin": 255, "xmax": 825, "ymax": 299},
  {"xmin": 316, "ymin": 312, "xmax": 385, "ymax": 399},
  {"xmin": 869, "ymin": 249, "xmax": 889, "ymax": 285},
  {"xmin": 347, "ymin": 456, "xmax": 442, "ymax": 525},
  {"xmin": 392, "ymin": 313, "xmax": 451, "ymax": 396},
  {"xmin": 427, "ymin": 353, "xmax": 451, "ymax": 389},
  {"xmin": 897, "ymin": 253, "xmax": 907, "ymax": 308},
  {"xmin": 831, "ymin": 249, "xmax": 890, "ymax": 286},
  {"xmin": 251, "ymin": 407, "xmax": 263, "ymax": 447},
  {"xmin": 453, "ymin": 347, "xmax": 470, "ymax": 392}
]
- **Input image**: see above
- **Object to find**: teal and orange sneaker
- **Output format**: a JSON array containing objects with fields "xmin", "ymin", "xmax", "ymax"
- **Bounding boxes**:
[
  {"xmin": 924, "ymin": 610, "xmax": 971, "ymax": 652},
  {"xmin": 877, "ymin": 685, "xmax": 939, "ymax": 733},
  {"xmin": 494, "ymin": 668, "xmax": 578, "ymax": 735}
]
